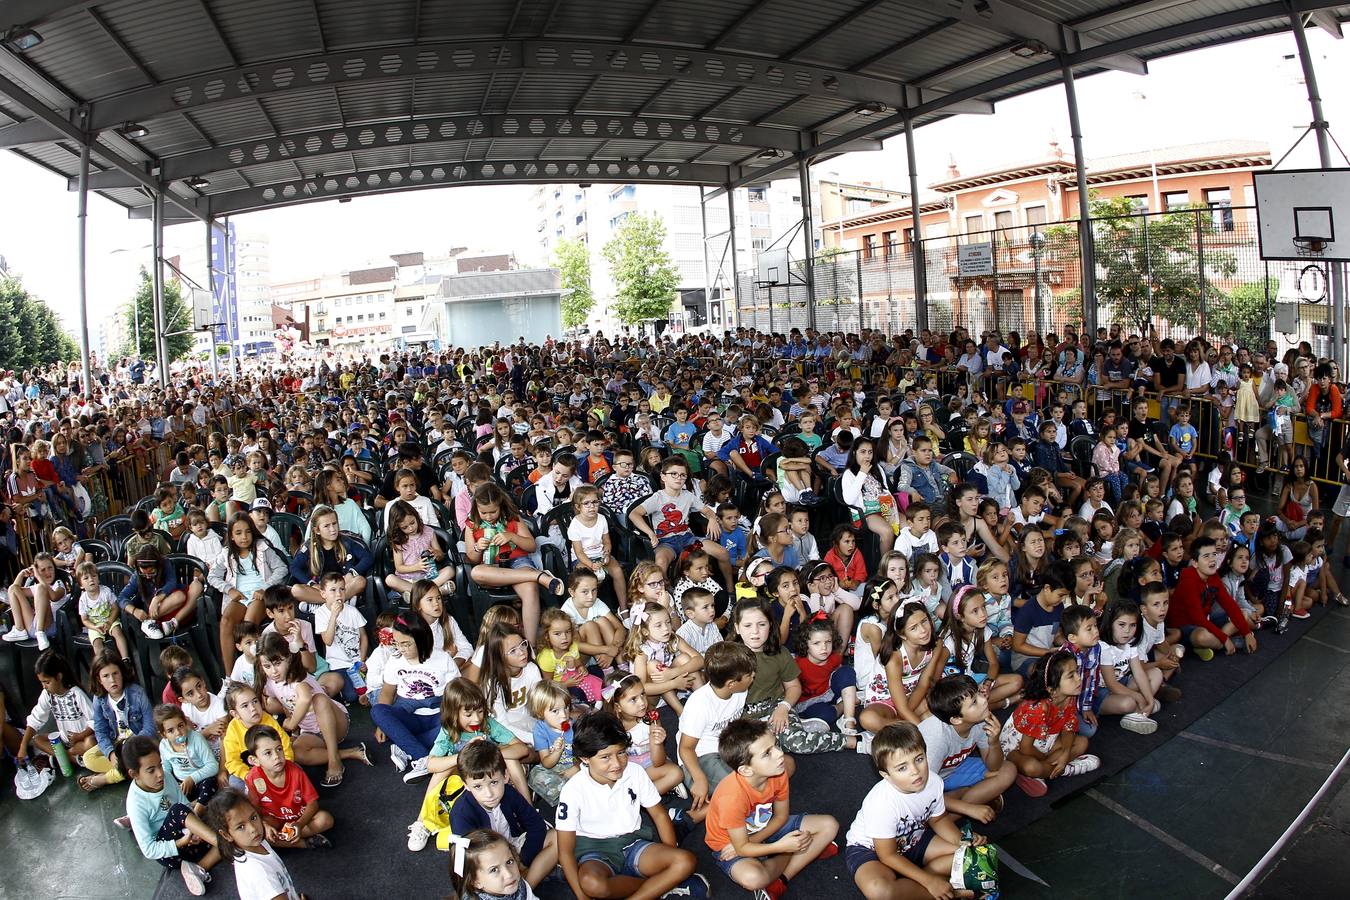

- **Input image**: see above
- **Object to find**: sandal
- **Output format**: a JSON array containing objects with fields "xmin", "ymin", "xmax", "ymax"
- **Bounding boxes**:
[
  {"xmin": 541, "ymin": 574, "xmax": 566, "ymax": 596},
  {"xmin": 321, "ymin": 769, "xmax": 343, "ymax": 788},
  {"xmin": 352, "ymin": 742, "xmax": 372, "ymax": 767}
]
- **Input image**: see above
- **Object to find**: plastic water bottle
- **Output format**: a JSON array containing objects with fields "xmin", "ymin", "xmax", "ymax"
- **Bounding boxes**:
[
  {"xmin": 422, "ymin": 550, "xmax": 439, "ymax": 580},
  {"xmin": 348, "ymin": 662, "xmax": 367, "ymax": 698},
  {"xmin": 49, "ymin": 732, "xmax": 73, "ymax": 777}
]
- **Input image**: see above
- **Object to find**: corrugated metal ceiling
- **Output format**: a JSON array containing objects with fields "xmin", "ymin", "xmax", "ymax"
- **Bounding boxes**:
[{"xmin": 0, "ymin": 0, "xmax": 1341, "ymax": 217}]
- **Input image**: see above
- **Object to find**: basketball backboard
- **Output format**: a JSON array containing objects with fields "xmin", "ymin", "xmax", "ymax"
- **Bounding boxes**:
[
  {"xmin": 1253, "ymin": 168, "xmax": 1350, "ymax": 262},
  {"xmin": 756, "ymin": 247, "xmax": 793, "ymax": 286}
]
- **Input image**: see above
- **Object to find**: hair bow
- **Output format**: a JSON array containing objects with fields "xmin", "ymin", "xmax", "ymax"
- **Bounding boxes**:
[
  {"xmin": 629, "ymin": 604, "xmax": 650, "ymax": 627},
  {"xmin": 445, "ymin": 832, "xmax": 471, "ymax": 878}
]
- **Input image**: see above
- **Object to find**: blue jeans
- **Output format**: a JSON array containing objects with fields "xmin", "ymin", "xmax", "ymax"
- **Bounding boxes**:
[
  {"xmin": 797, "ymin": 666, "xmax": 856, "ymax": 726},
  {"xmin": 371, "ymin": 695, "xmax": 441, "ymax": 759}
]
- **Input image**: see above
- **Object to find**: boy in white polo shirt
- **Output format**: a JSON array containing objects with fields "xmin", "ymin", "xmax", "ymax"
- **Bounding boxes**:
[
  {"xmin": 556, "ymin": 712, "xmax": 708, "ymax": 900},
  {"xmin": 846, "ymin": 722, "xmax": 987, "ymax": 900},
  {"xmin": 677, "ymin": 641, "xmax": 756, "ymax": 821}
]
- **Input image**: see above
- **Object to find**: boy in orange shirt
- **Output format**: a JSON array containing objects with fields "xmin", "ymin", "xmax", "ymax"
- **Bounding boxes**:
[{"xmin": 704, "ymin": 719, "xmax": 838, "ymax": 899}]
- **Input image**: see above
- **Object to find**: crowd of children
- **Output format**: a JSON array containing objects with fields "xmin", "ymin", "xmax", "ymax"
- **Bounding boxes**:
[{"xmin": 1, "ymin": 325, "xmax": 1342, "ymax": 899}]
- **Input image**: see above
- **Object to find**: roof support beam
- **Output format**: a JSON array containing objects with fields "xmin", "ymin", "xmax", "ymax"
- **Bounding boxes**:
[
  {"xmin": 1308, "ymin": 9, "xmax": 1343, "ymax": 38},
  {"xmin": 152, "ymin": 107, "xmax": 792, "ymax": 184},
  {"xmin": 711, "ymin": 0, "xmax": 1345, "ymax": 199},
  {"xmin": 848, "ymin": 18, "xmax": 959, "ymax": 73},
  {"xmin": 782, "ymin": 0, "xmax": 890, "ymax": 60},
  {"xmin": 63, "ymin": 167, "xmax": 144, "ymax": 190},
  {"xmin": 0, "ymin": 68, "xmax": 206, "ymax": 221},
  {"xmin": 85, "ymin": 39, "xmax": 905, "ymax": 131},
  {"xmin": 0, "ymin": 115, "xmax": 62, "ymax": 147},
  {"xmin": 203, "ymin": 158, "xmax": 736, "ymax": 216},
  {"xmin": 0, "ymin": 1, "xmax": 100, "ymax": 32}
]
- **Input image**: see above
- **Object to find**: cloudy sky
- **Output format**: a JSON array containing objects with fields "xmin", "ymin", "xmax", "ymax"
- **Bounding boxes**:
[{"xmin": 0, "ymin": 27, "xmax": 1346, "ymax": 335}]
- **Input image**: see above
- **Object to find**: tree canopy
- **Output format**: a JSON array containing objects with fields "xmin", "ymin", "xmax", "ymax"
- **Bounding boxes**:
[
  {"xmin": 553, "ymin": 237, "xmax": 594, "ymax": 329},
  {"xmin": 123, "ymin": 266, "xmax": 195, "ymax": 362},
  {"xmin": 602, "ymin": 212, "xmax": 679, "ymax": 326},
  {"xmin": 0, "ymin": 274, "xmax": 78, "ymax": 370}
]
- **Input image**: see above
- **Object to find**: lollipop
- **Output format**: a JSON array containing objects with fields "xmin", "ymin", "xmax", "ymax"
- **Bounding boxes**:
[
  {"xmin": 468, "ymin": 723, "xmax": 481, "ymax": 732},
  {"xmin": 561, "ymin": 721, "xmax": 571, "ymax": 733},
  {"xmin": 645, "ymin": 710, "xmax": 660, "ymax": 724}
]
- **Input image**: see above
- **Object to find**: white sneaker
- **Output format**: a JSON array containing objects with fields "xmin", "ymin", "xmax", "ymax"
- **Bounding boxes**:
[
  {"xmin": 1150, "ymin": 700, "xmax": 1161, "ymax": 715},
  {"xmin": 855, "ymin": 732, "xmax": 873, "ymax": 755},
  {"xmin": 180, "ymin": 860, "xmax": 207, "ymax": 896},
  {"xmin": 403, "ymin": 756, "xmax": 430, "ymax": 783},
  {"xmin": 670, "ymin": 782, "xmax": 689, "ymax": 800},
  {"xmin": 34, "ymin": 631, "xmax": 50, "ymax": 651},
  {"xmin": 800, "ymin": 717, "xmax": 831, "ymax": 733},
  {"xmin": 1121, "ymin": 713, "xmax": 1158, "ymax": 735},
  {"xmin": 407, "ymin": 820, "xmax": 431, "ymax": 851},
  {"xmin": 389, "ymin": 743, "xmax": 410, "ymax": 773},
  {"xmin": 161, "ymin": 619, "xmax": 177, "ymax": 636},
  {"xmin": 1062, "ymin": 754, "xmax": 1101, "ymax": 777},
  {"xmin": 2, "ymin": 624, "xmax": 27, "ymax": 642},
  {"xmin": 836, "ymin": 715, "xmax": 860, "ymax": 736},
  {"xmin": 140, "ymin": 620, "xmax": 164, "ymax": 640}
]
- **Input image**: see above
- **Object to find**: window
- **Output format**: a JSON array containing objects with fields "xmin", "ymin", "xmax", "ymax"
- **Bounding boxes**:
[
  {"xmin": 1205, "ymin": 187, "xmax": 1234, "ymax": 232},
  {"xmin": 847, "ymin": 198, "xmax": 872, "ymax": 214},
  {"xmin": 993, "ymin": 210, "xmax": 1014, "ymax": 233},
  {"xmin": 862, "ymin": 234, "xmax": 877, "ymax": 260},
  {"xmin": 964, "ymin": 214, "xmax": 983, "ymax": 236},
  {"xmin": 752, "ymin": 238, "xmax": 768, "ymax": 251},
  {"xmin": 747, "ymin": 187, "xmax": 766, "ymax": 201},
  {"xmin": 1163, "ymin": 190, "xmax": 1189, "ymax": 212},
  {"xmin": 610, "ymin": 185, "xmax": 636, "ymax": 201},
  {"xmin": 884, "ymin": 231, "xmax": 898, "ymax": 256},
  {"xmin": 1025, "ymin": 205, "xmax": 1047, "ymax": 227},
  {"xmin": 1124, "ymin": 195, "xmax": 1150, "ymax": 213}
]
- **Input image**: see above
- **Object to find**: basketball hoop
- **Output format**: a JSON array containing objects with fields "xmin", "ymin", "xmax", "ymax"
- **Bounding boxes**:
[{"xmin": 1293, "ymin": 234, "xmax": 1329, "ymax": 259}]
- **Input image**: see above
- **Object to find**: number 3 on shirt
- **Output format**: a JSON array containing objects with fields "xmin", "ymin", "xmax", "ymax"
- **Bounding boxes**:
[{"xmin": 556, "ymin": 802, "xmax": 568, "ymax": 821}]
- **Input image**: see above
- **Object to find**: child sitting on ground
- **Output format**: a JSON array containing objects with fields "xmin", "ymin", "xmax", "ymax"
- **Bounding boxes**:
[
  {"xmin": 676, "ymin": 587, "xmax": 724, "ymax": 657},
  {"xmin": 556, "ymin": 712, "xmax": 706, "ymax": 900},
  {"xmin": 536, "ymin": 608, "xmax": 606, "ymax": 705},
  {"xmin": 528, "ymin": 680, "xmax": 582, "ymax": 805},
  {"xmin": 606, "ymin": 672, "xmax": 687, "ymax": 797},
  {"xmin": 920, "ymin": 674, "xmax": 1023, "ymax": 810},
  {"xmin": 221, "ymin": 681, "xmax": 294, "ymax": 792},
  {"xmin": 704, "ymin": 718, "xmax": 840, "ymax": 899},
  {"xmin": 998, "ymin": 649, "xmax": 1100, "ymax": 794},
  {"xmin": 446, "ymin": 741, "xmax": 560, "ymax": 884},
  {"xmin": 624, "ymin": 601, "xmax": 705, "ymax": 715},
  {"xmin": 204, "ymin": 789, "xmax": 305, "ymax": 900},
  {"xmin": 678, "ymin": 641, "xmax": 757, "ymax": 821},
  {"xmin": 156, "ymin": 702, "xmax": 220, "ymax": 807},
  {"xmin": 844, "ymin": 722, "xmax": 987, "ymax": 900},
  {"xmin": 243, "ymin": 724, "xmax": 334, "ymax": 850},
  {"xmin": 119, "ymin": 735, "xmax": 221, "ymax": 895}
]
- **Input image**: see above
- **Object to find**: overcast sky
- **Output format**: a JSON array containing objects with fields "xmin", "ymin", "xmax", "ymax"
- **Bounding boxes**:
[{"xmin": 0, "ymin": 27, "xmax": 1346, "ymax": 335}]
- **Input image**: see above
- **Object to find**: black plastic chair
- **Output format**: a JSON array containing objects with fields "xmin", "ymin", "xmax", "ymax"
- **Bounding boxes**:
[
  {"xmin": 96, "ymin": 515, "xmax": 134, "ymax": 560},
  {"xmin": 80, "ymin": 538, "xmax": 116, "ymax": 564}
]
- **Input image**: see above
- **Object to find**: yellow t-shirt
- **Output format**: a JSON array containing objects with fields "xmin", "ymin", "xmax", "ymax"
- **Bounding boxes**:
[
  {"xmin": 536, "ymin": 642, "xmax": 585, "ymax": 681},
  {"xmin": 222, "ymin": 712, "xmax": 294, "ymax": 780},
  {"xmin": 649, "ymin": 393, "xmax": 671, "ymax": 414},
  {"xmin": 227, "ymin": 471, "xmax": 259, "ymax": 503}
]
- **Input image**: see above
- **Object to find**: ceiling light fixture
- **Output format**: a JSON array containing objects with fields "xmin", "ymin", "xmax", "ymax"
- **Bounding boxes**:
[
  {"xmin": 1011, "ymin": 41, "xmax": 1049, "ymax": 58},
  {"xmin": 118, "ymin": 123, "xmax": 150, "ymax": 139},
  {"xmin": 855, "ymin": 101, "xmax": 887, "ymax": 117},
  {"xmin": 757, "ymin": 149, "xmax": 785, "ymax": 159},
  {"xmin": 185, "ymin": 177, "xmax": 210, "ymax": 189},
  {"xmin": 2, "ymin": 27, "xmax": 43, "ymax": 52}
]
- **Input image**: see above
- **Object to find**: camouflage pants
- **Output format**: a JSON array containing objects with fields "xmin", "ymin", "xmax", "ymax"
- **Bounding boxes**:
[{"xmin": 743, "ymin": 698, "xmax": 847, "ymax": 755}]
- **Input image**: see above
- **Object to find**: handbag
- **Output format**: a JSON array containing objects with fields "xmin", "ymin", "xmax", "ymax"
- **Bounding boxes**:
[
  {"xmin": 417, "ymin": 771, "xmax": 466, "ymax": 851},
  {"xmin": 1282, "ymin": 497, "xmax": 1305, "ymax": 523}
]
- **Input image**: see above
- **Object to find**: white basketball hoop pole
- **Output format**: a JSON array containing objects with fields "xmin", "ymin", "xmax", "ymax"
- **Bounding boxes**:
[{"xmin": 1291, "ymin": 10, "xmax": 1344, "ymax": 369}]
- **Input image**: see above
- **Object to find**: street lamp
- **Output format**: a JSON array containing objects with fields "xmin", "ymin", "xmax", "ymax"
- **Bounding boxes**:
[
  {"xmin": 1030, "ymin": 231, "xmax": 1045, "ymax": 334},
  {"xmin": 1131, "ymin": 91, "xmax": 1161, "ymax": 213},
  {"xmin": 110, "ymin": 244, "xmax": 153, "ymax": 356}
]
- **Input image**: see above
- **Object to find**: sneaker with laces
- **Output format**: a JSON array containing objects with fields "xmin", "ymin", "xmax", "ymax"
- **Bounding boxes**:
[
  {"xmin": 1015, "ymin": 774, "xmax": 1048, "ymax": 797},
  {"xmin": 800, "ymin": 717, "xmax": 831, "ymax": 733},
  {"xmin": 855, "ymin": 732, "xmax": 873, "ymax": 755},
  {"xmin": 389, "ymin": 743, "xmax": 410, "ymax": 773},
  {"xmin": 161, "ymin": 619, "xmax": 178, "ymax": 636},
  {"xmin": 755, "ymin": 878, "xmax": 789, "ymax": 900},
  {"xmin": 1121, "ymin": 713, "xmax": 1158, "ymax": 735},
  {"xmin": 663, "ymin": 873, "xmax": 710, "ymax": 899},
  {"xmin": 180, "ymin": 861, "xmax": 208, "ymax": 896},
  {"xmin": 1336, "ymin": 594, "xmax": 1349, "ymax": 607},
  {"xmin": 35, "ymin": 631, "xmax": 50, "ymax": 651},
  {"xmin": 1292, "ymin": 609, "xmax": 1311, "ymax": 620},
  {"xmin": 402, "ymin": 756, "xmax": 430, "ymax": 783},
  {"xmin": 668, "ymin": 807, "xmax": 693, "ymax": 845},
  {"xmin": 140, "ymin": 620, "xmax": 164, "ymax": 640},
  {"xmin": 1062, "ymin": 754, "xmax": 1101, "ymax": 777},
  {"xmin": 670, "ymin": 782, "xmax": 689, "ymax": 800},
  {"xmin": 2, "ymin": 624, "xmax": 27, "ymax": 642},
  {"xmin": 1192, "ymin": 646, "xmax": 1214, "ymax": 661},
  {"xmin": 1259, "ymin": 615, "xmax": 1279, "ymax": 629},
  {"xmin": 836, "ymin": 715, "xmax": 860, "ymax": 736}
]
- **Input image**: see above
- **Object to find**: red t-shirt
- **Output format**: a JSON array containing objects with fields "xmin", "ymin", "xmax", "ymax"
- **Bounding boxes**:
[
  {"xmin": 795, "ymin": 652, "xmax": 842, "ymax": 701},
  {"xmin": 824, "ymin": 548, "xmax": 868, "ymax": 585},
  {"xmin": 30, "ymin": 458, "xmax": 58, "ymax": 483},
  {"xmin": 247, "ymin": 761, "xmax": 317, "ymax": 824}
]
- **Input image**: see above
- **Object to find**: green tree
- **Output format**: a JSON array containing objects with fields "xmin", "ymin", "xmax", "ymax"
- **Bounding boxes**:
[
  {"xmin": 0, "ymin": 273, "xmax": 77, "ymax": 370},
  {"xmin": 553, "ymin": 237, "xmax": 594, "ymax": 329},
  {"xmin": 602, "ymin": 212, "xmax": 679, "ymax": 326},
  {"xmin": 1210, "ymin": 278, "xmax": 1277, "ymax": 350},
  {"xmin": 1047, "ymin": 195, "xmax": 1237, "ymax": 335},
  {"xmin": 123, "ymin": 266, "xmax": 195, "ymax": 362}
]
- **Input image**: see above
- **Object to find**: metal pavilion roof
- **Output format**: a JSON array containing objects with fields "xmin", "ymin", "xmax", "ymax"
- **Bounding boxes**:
[{"xmin": 0, "ymin": 0, "xmax": 1345, "ymax": 224}]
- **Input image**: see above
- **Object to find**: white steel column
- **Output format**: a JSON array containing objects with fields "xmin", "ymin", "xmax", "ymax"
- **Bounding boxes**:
[
  {"xmin": 799, "ymin": 162, "xmax": 817, "ymax": 332},
  {"xmin": 75, "ymin": 142, "xmax": 93, "ymax": 396},
  {"xmin": 151, "ymin": 190, "xmax": 168, "ymax": 387},
  {"xmin": 727, "ymin": 187, "xmax": 740, "ymax": 333},
  {"xmin": 1062, "ymin": 59, "xmax": 1097, "ymax": 337},
  {"xmin": 903, "ymin": 107, "xmax": 927, "ymax": 334}
]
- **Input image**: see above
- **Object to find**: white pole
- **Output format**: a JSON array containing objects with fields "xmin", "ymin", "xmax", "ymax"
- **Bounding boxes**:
[{"xmin": 76, "ymin": 143, "xmax": 93, "ymax": 396}]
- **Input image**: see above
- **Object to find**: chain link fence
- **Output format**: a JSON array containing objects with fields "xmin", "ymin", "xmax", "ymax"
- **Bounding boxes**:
[{"xmin": 731, "ymin": 205, "xmax": 1327, "ymax": 350}]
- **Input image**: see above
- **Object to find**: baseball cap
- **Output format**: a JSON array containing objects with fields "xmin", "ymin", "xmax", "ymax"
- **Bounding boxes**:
[
  {"xmin": 1011, "ymin": 400, "xmax": 1029, "ymax": 413},
  {"xmin": 251, "ymin": 497, "xmax": 273, "ymax": 511}
]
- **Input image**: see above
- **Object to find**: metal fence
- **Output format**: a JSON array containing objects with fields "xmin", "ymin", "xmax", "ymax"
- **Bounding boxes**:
[{"xmin": 733, "ymin": 205, "xmax": 1328, "ymax": 350}]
